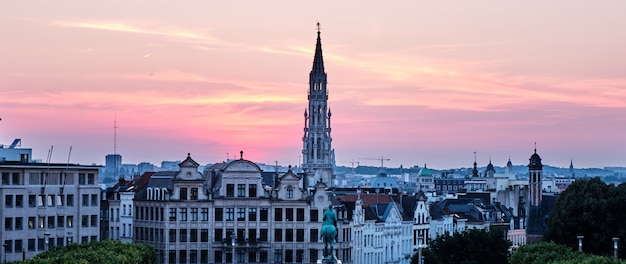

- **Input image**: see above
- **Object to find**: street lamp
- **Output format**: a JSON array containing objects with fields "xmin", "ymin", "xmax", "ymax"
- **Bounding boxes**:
[
  {"xmin": 613, "ymin": 237, "xmax": 619, "ymax": 259},
  {"xmin": 416, "ymin": 236, "xmax": 427, "ymax": 264},
  {"xmin": 577, "ymin": 235, "xmax": 584, "ymax": 252},
  {"xmin": 231, "ymin": 231, "xmax": 236, "ymax": 264}
]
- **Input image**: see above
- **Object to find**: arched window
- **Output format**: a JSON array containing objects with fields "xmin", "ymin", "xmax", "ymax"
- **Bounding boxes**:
[
  {"xmin": 147, "ymin": 187, "xmax": 153, "ymax": 200},
  {"xmin": 162, "ymin": 188, "xmax": 168, "ymax": 200},
  {"xmin": 286, "ymin": 187, "xmax": 294, "ymax": 199}
]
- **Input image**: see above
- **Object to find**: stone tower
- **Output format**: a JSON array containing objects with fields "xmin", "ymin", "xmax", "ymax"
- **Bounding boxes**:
[
  {"xmin": 526, "ymin": 146, "xmax": 545, "ymax": 242},
  {"xmin": 302, "ymin": 23, "xmax": 335, "ymax": 188}
]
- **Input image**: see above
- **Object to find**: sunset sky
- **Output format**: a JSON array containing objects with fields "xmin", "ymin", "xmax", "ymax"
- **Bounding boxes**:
[{"xmin": 2, "ymin": 1, "xmax": 626, "ymax": 169}]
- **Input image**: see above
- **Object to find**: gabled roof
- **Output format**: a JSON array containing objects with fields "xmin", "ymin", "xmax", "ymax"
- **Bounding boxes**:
[{"xmin": 178, "ymin": 153, "xmax": 199, "ymax": 167}]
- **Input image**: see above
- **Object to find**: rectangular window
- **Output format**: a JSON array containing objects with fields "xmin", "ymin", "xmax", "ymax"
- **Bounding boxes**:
[
  {"xmin": 286, "ymin": 208, "xmax": 293, "ymax": 221},
  {"xmin": 190, "ymin": 229, "xmax": 198, "ymax": 242},
  {"xmin": 260, "ymin": 251, "xmax": 268, "ymax": 262},
  {"xmin": 169, "ymin": 208, "xmax": 176, "ymax": 221},
  {"xmin": 260, "ymin": 208, "xmax": 268, "ymax": 221},
  {"xmin": 67, "ymin": 216, "xmax": 73, "ymax": 228},
  {"xmin": 237, "ymin": 208, "xmax": 245, "ymax": 221},
  {"xmin": 201, "ymin": 250, "xmax": 208, "ymax": 263},
  {"xmin": 38, "ymin": 216, "xmax": 45, "ymax": 229},
  {"xmin": 201, "ymin": 229, "xmax": 209, "ymax": 242},
  {"xmin": 248, "ymin": 208, "xmax": 257, "ymax": 221},
  {"xmin": 91, "ymin": 194, "xmax": 98, "ymax": 206},
  {"xmin": 274, "ymin": 208, "xmax": 282, "ymax": 221},
  {"xmin": 15, "ymin": 240, "xmax": 23, "ymax": 253},
  {"xmin": 5, "ymin": 195, "xmax": 13, "ymax": 208},
  {"xmin": 248, "ymin": 229, "xmax": 257, "ymax": 244},
  {"xmin": 81, "ymin": 215, "xmax": 88, "ymax": 227},
  {"xmin": 57, "ymin": 216, "xmax": 64, "ymax": 228},
  {"xmin": 285, "ymin": 249, "xmax": 293, "ymax": 263},
  {"xmin": 296, "ymin": 249, "xmax": 304, "ymax": 263},
  {"xmin": 28, "ymin": 217, "xmax": 35, "ymax": 229},
  {"xmin": 249, "ymin": 251, "xmax": 257, "ymax": 263},
  {"xmin": 87, "ymin": 173, "xmax": 95, "ymax": 184},
  {"xmin": 28, "ymin": 195, "xmax": 36, "ymax": 207},
  {"xmin": 311, "ymin": 209, "xmax": 318, "ymax": 222},
  {"xmin": 78, "ymin": 173, "xmax": 86, "ymax": 185},
  {"xmin": 286, "ymin": 229, "xmax": 293, "ymax": 242},
  {"xmin": 67, "ymin": 195, "xmax": 74, "ymax": 206},
  {"xmin": 226, "ymin": 184, "xmax": 234, "ymax": 197},
  {"xmin": 179, "ymin": 250, "xmax": 187, "ymax": 263},
  {"xmin": 214, "ymin": 228, "xmax": 223, "ymax": 242},
  {"xmin": 296, "ymin": 229, "xmax": 304, "ymax": 242},
  {"xmin": 190, "ymin": 188, "xmax": 198, "ymax": 200},
  {"xmin": 15, "ymin": 217, "xmax": 23, "ymax": 230},
  {"xmin": 310, "ymin": 229, "xmax": 318, "ymax": 242},
  {"xmin": 169, "ymin": 229, "xmax": 176, "ymax": 242},
  {"xmin": 37, "ymin": 195, "xmax": 44, "ymax": 207},
  {"xmin": 1, "ymin": 172, "xmax": 9, "ymax": 185},
  {"xmin": 15, "ymin": 195, "xmax": 23, "ymax": 208},
  {"xmin": 28, "ymin": 239, "xmax": 35, "ymax": 252},
  {"xmin": 5, "ymin": 217, "xmax": 13, "ymax": 230},
  {"xmin": 47, "ymin": 216, "xmax": 55, "ymax": 228},
  {"xmin": 248, "ymin": 184, "xmax": 257, "ymax": 197},
  {"xmin": 180, "ymin": 188, "xmax": 187, "ymax": 200},
  {"xmin": 215, "ymin": 250, "xmax": 223, "ymax": 263},
  {"xmin": 190, "ymin": 208, "xmax": 198, "ymax": 221},
  {"xmin": 200, "ymin": 208, "xmax": 208, "ymax": 221},
  {"xmin": 274, "ymin": 229, "xmax": 282, "ymax": 242},
  {"xmin": 180, "ymin": 229, "xmax": 187, "ymax": 242},
  {"xmin": 179, "ymin": 208, "xmax": 187, "ymax": 221},
  {"xmin": 91, "ymin": 215, "xmax": 98, "ymax": 227},
  {"xmin": 47, "ymin": 195, "xmax": 54, "ymax": 207},
  {"xmin": 297, "ymin": 208, "xmax": 305, "ymax": 221},
  {"xmin": 12, "ymin": 172, "xmax": 20, "ymax": 185},
  {"xmin": 82, "ymin": 195, "xmax": 88, "ymax": 206},
  {"xmin": 260, "ymin": 229, "xmax": 268, "ymax": 242},
  {"xmin": 225, "ymin": 208, "xmax": 234, "ymax": 221},
  {"xmin": 237, "ymin": 184, "xmax": 245, "ymax": 197},
  {"xmin": 190, "ymin": 250, "xmax": 198, "ymax": 263},
  {"xmin": 215, "ymin": 208, "xmax": 223, "ymax": 221},
  {"xmin": 309, "ymin": 249, "xmax": 318, "ymax": 262}
]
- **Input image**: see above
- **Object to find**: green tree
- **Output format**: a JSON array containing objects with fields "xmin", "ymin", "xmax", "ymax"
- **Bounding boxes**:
[
  {"xmin": 544, "ymin": 177, "xmax": 626, "ymax": 258},
  {"xmin": 411, "ymin": 228, "xmax": 510, "ymax": 264},
  {"xmin": 22, "ymin": 240, "xmax": 156, "ymax": 264},
  {"xmin": 511, "ymin": 242, "xmax": 626, "ymax": 264}
]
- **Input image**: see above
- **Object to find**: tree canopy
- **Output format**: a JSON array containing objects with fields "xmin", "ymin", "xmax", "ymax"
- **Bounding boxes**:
[
  {"xmin": 412, "ymin": 228, "xmax": 511, "ymax": 264},
  {"xmin": 22, "ymin": 240, "xmax": 156, "ymax": 264},
  {"xmin": 544, "ymin": 177, "xmax": 626, "ymax": 258},
  {"xmin": 510, "ymin": 242, "xmax": 625, "ymax": 264}
]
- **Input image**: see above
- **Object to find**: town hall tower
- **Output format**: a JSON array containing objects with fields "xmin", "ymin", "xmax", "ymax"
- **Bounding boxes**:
[{"xmin": 302, "ymin": 23, "xmax": 335, "ymax": 188}]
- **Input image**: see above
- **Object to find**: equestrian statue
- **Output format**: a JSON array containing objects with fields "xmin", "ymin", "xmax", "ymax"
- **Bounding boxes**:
[{"xmin": 320, "ymin": 205, "xmax": 337, "ymax": 260}]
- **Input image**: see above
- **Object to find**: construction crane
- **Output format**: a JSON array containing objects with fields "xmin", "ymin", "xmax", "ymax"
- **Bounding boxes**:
[{"xmin": 359, "ymin": 156, "xmax": 391, "ymax": 169}]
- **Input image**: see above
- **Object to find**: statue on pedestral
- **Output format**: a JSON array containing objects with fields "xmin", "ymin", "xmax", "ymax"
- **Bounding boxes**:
[{"xmin": 320, "ymin": 205, "xmax": 337, "ymax": 260}]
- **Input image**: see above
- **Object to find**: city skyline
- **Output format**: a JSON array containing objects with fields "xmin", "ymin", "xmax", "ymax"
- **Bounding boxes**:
[{"xmin": 2, "ymin": 2, "xmax": 626, "ymax": 169}]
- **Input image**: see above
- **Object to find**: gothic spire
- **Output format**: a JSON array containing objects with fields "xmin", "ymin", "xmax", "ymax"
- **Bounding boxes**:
[{"xmin": 311, "ymin": 22, "xmax": 325, "ymax": 76}]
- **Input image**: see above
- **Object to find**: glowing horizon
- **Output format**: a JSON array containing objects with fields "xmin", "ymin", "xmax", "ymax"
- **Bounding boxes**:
[{"xmin": 2, "ymin": 1, "xmax": 626, "ymax": 169}]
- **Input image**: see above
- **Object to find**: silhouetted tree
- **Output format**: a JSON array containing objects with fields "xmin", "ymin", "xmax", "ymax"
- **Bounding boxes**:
[
  {"xmin": 544, "ymin": 177, "xmax": 626, "ymax": 258},
  {"xmin": 411, "ymin": 228, "xmax": 510, "ymax": 264},
  {"xmin": 21, "ymin": 239, "xmax": 156, "ymax": 264},
  {"xmin": 511, "ymin": 242, "xmax": 625, "ymax": 264}
]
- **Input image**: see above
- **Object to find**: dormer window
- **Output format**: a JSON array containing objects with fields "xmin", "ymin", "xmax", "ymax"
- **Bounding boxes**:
[{"xmin": 286, "ymin": 187, "xmax": 294, "ymax": 199}]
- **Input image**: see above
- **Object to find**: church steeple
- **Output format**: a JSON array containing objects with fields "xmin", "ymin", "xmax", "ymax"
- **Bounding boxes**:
[
  {"xmin": 302, "ymin": 23, "xmax": 334, "ymax": 187},
  {"xmin": 311, "ymin": 22, "xmax": 325, "ymax": 77}
]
